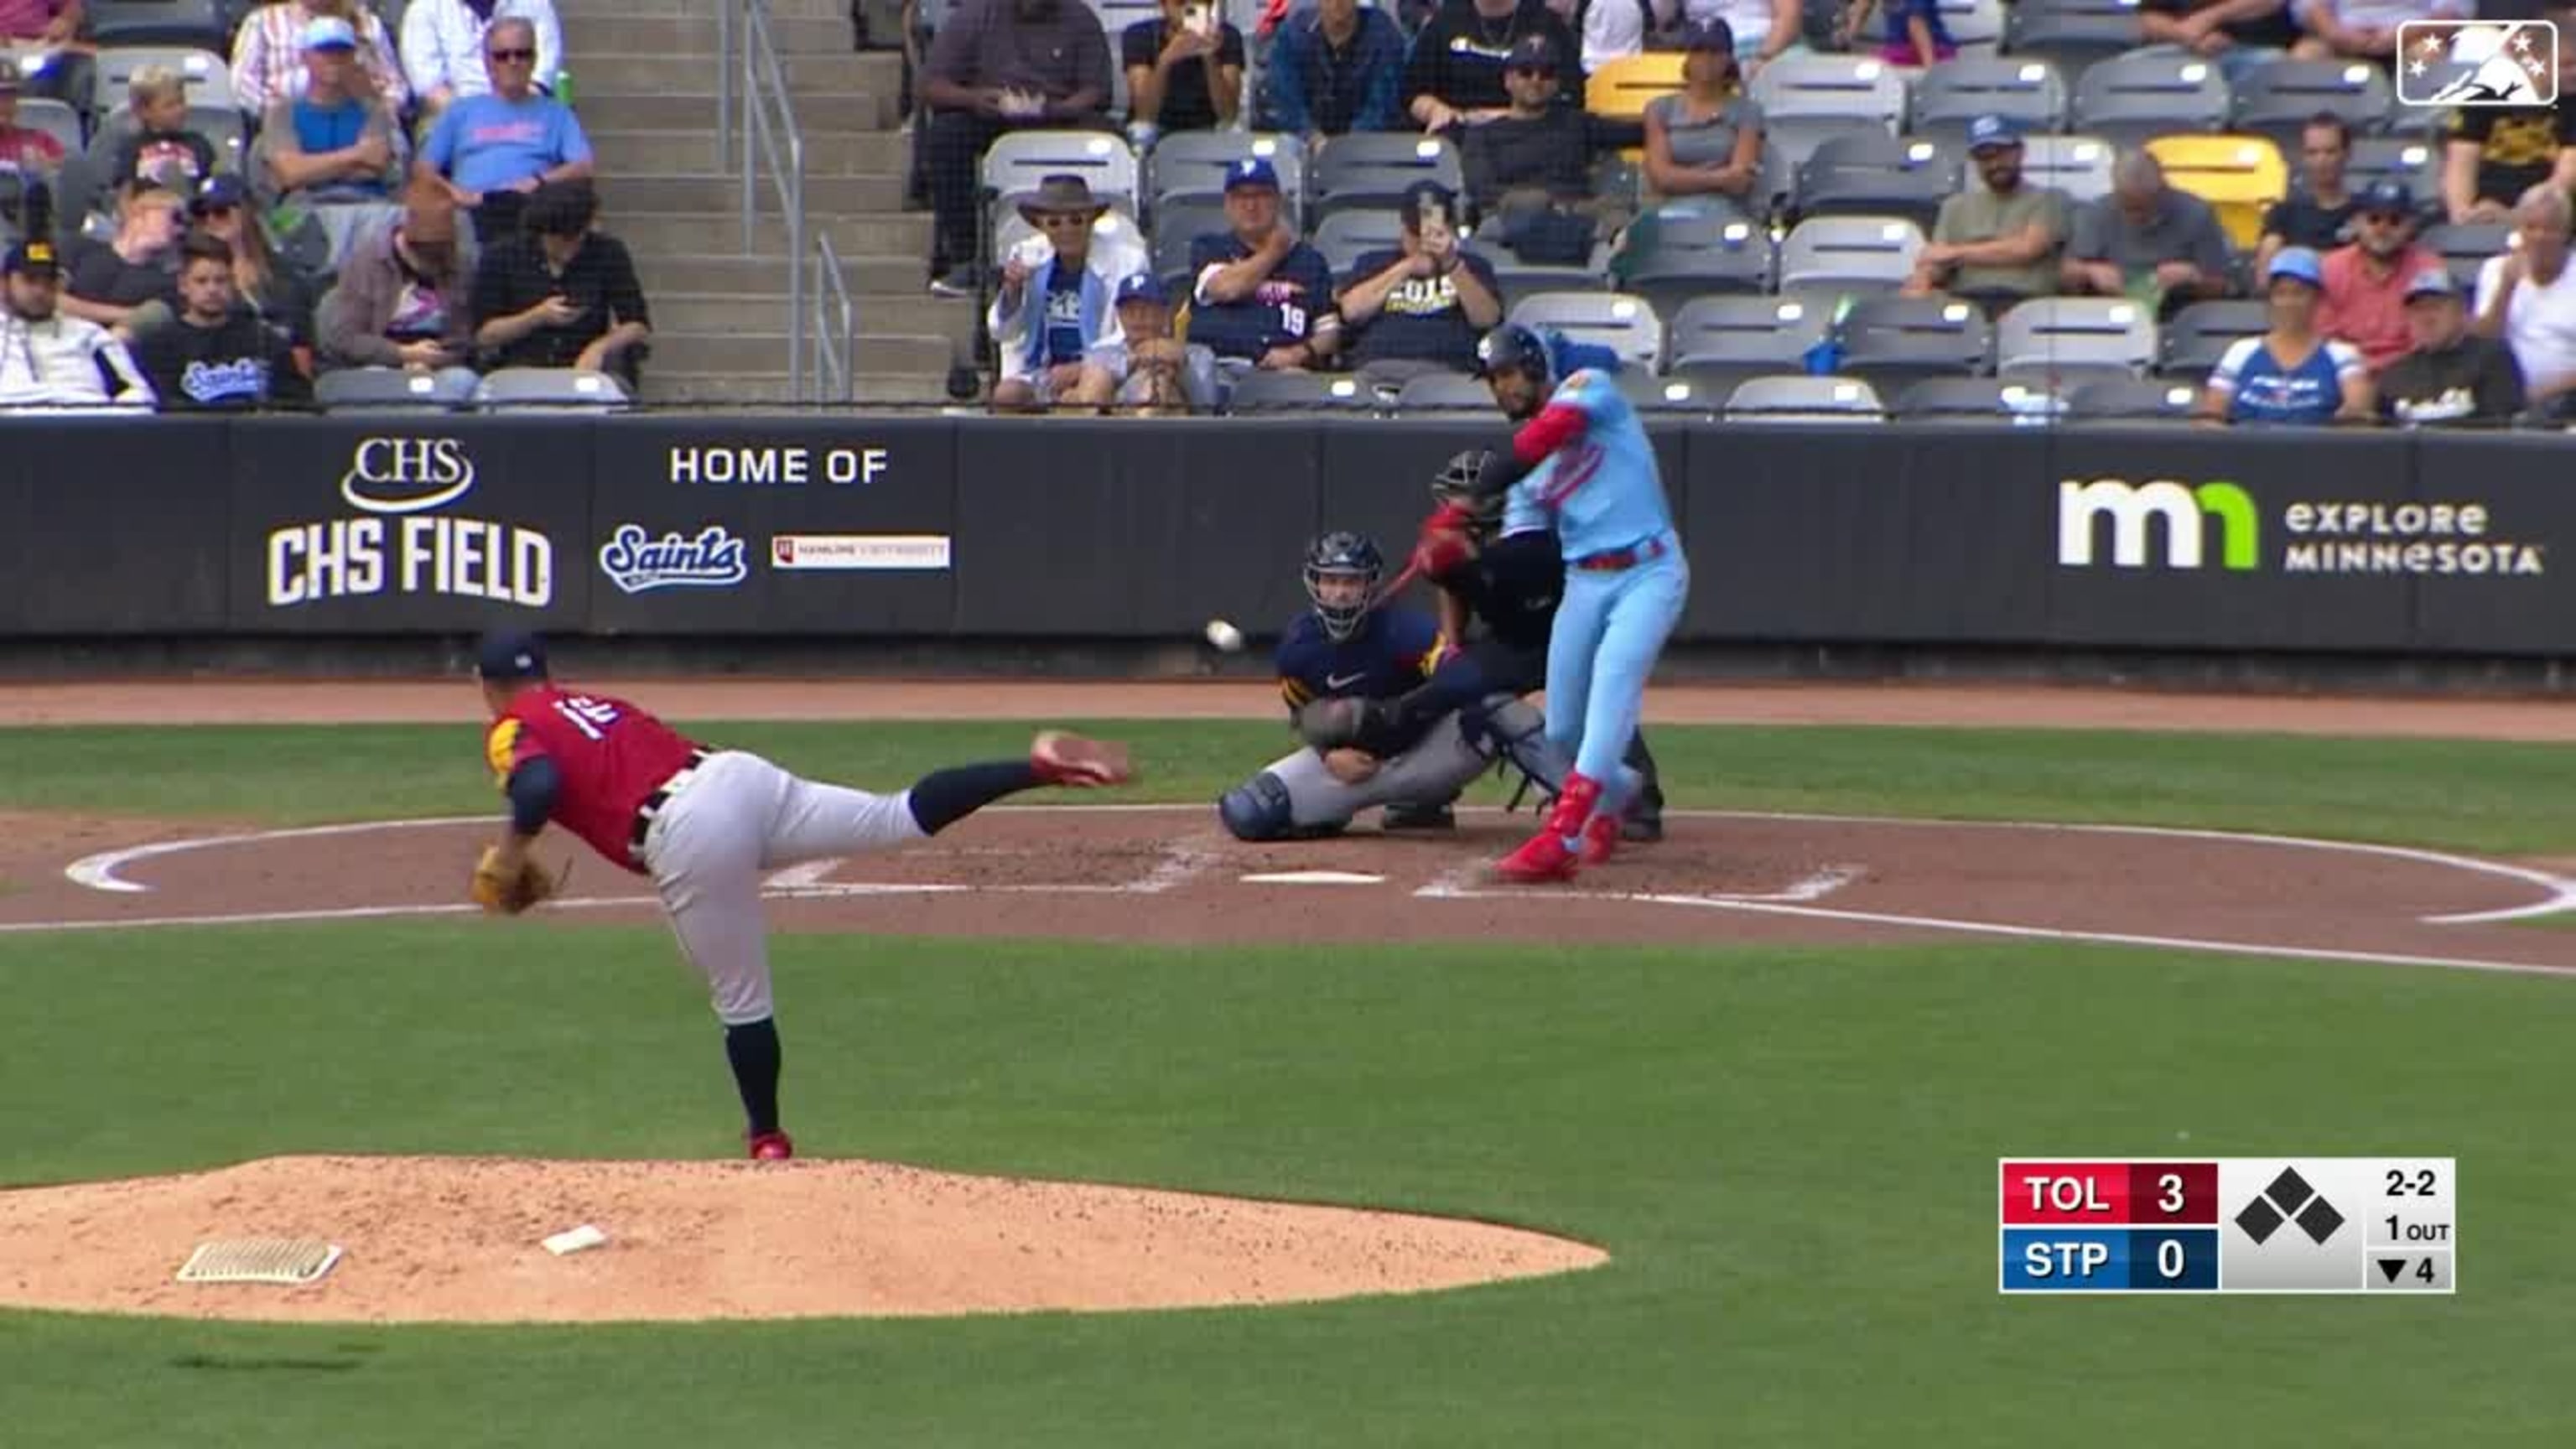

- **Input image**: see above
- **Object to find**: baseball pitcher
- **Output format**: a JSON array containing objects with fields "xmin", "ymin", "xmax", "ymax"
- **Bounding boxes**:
[
  {"xmin": 1215, "ymin": 531, "xmax": 1508, "ymax": 841},
  {"xmin": 468, "ymin": 630, "xmax": 1132, "ymax": 1160}
]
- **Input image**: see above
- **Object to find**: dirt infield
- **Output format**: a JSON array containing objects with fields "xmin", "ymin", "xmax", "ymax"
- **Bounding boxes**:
[{"xmin": 1, "ymin": 679, "xmax": 2566, "ymax": 1327}]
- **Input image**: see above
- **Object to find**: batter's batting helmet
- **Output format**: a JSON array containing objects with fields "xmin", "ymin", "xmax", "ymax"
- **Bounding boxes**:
[
  {"xmin": 1472, "ymin": 324, "xmax": 1555, "ymax": 392},
  {"xmin": 1302, "ymin": 531, "xmax": 1384, "ymax": 641}
]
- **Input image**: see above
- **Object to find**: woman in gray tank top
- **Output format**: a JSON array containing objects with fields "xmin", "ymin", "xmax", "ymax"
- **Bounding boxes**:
[{"xmin": 1640, "ymin": 17, "xmax": 1767, "ymax": 221}]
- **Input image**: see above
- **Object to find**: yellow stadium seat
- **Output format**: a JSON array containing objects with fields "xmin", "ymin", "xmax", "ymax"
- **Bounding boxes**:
[
  {"xmin": 2147, "ymin": 135, "xmax": 2288, "ymax": 252},
  {"xmin": 1586, "ymin": 52, "xmax": 1687, "ymax": 122}
]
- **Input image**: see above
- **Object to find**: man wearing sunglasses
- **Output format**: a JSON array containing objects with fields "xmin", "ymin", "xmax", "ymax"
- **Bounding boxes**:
[
  {"xmin": 399, "ymin": 0, "xmax": 564, "ymax": 120},
  {"xmin": 2317, "ymin": 179, "xmax": 2443, "ymax": 377},
  {"xmin": 415, "ymin": 16, "xmax": 594, "ymax": 244}
]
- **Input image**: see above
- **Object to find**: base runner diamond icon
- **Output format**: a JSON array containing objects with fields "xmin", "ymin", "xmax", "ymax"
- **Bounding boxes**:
[{"xmin": 2398, "ymin": 20, "xmax": 2561, "ymax": 106}]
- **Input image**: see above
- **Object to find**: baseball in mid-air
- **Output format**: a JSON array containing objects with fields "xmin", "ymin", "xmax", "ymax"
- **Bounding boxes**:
[{"xmin": 1203, "ymin": 619, "xmax": 1244, "ymax": 653}]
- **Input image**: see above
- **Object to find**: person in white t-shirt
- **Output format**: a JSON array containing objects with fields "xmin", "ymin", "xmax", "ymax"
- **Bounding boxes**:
[{"xmin": 2473, "ymin": 184, "xmax": 2576, "ymax": 421}]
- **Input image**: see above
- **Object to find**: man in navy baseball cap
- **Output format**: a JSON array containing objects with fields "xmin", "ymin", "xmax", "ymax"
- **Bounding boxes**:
[
  {"xmin": 475, "ymin": 629, "xmax": 550, "ymax": 683},
  {"xmin": 2319, "ymin": 176, "xmax": 2441, "ymax": 375},
  {"xmin": 1188, "ymin": 152, "xmax": 1337, "ymax": 369},
  {"xmin": 1908, "ymin": 112, "xmax": 2065, "ymax": 312},
  {"xmin": 1224, "ymin": 156, "xmax": 1280, "ymax": 195},
  {"xmin": 1111, "ymin": 268, "xmax": 1216, "ymax": 411}
]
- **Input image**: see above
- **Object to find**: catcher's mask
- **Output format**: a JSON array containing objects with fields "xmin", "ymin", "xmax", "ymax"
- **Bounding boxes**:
[
  {"xmin": 1302, "ymin": 530, "xmax": 1384, "ymax": 642},
  {"xmin": 1431, "ymin": 449, "xmax": 1504, "ymax": 536}
]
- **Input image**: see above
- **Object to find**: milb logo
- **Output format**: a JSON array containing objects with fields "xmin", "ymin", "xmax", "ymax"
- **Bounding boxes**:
[{"xmin": 2058, "ymin": 480, "xmax": 2259, "ymax": 571}]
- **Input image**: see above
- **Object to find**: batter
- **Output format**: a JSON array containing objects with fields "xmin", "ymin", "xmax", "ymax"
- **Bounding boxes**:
[{"xmin": 469, "ymin": 630, "xmax": 1133, "ymax": 1159}]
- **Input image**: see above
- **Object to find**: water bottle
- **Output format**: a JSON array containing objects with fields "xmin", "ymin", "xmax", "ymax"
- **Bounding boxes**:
[
  {"xmin": 1802, "ymin": 294, "xmax": 1852, "ymax": 376},
  {"xmin": 553, "ymin": 70, "xmax": 575, "ymax": 106}
]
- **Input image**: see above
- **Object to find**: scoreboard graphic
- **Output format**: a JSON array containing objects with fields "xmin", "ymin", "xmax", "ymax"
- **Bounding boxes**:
[{"xmin": 1999, "ymin": 1159, "xmax": 2456, "ymax": 1295}]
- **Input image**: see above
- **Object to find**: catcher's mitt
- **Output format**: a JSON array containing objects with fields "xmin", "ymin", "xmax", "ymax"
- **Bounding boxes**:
[
  {"xmin": 471, "ymin": 845, "xmax": 570, "ymax": 916},
  {"xmin": 1295, "ymin": 695, "xmax": 1386, "ymax": 753}
]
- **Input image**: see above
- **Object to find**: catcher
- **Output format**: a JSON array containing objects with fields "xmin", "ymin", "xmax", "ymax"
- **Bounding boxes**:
[
  {"xmin": 468, "ymin": 629, "xmax": 1133, "ymax": 1160},
  {"xmin": 1217, "ymin": 531, "xmax": 1561, "ymax": 841},
  {"xmin": 1322, "ymin": 449, "xmax": 1665, "ymax": 840}
]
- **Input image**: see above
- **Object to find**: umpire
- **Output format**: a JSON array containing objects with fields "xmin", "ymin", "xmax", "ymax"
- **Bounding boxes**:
[{"xmin": 1341, "ymin": 449, "xmax": 1665, "ymax": 841}]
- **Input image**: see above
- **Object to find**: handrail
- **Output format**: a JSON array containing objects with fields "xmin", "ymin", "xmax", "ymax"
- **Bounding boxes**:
[
  {"xmin": 719, "ymin": 0, "xmax": 815, "ymax": 401},
  {"xmin": 813, "ymin": 231, "xmax": 856, "ymax": 404}
]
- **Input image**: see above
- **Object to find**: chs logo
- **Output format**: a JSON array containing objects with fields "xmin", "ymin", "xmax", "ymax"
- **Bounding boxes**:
[
  {"xmin": 2397, "ymin": 20, "xmax": 2560, "ymax": 107},
  {"xmin": 2057, "ymin": 480, "xmax": 2259, "ymax": 571},
  {"xmin": 339, "ymin": 438, "xmax": 477, "ymax": 515}
]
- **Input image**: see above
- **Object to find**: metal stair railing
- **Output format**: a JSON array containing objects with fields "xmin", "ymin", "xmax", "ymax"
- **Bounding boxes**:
[{"xmin": 716, "ymin": 0, "xmax": 850, "ymax": 402}]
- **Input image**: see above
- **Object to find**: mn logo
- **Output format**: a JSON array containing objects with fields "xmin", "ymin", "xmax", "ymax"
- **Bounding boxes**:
[{"xmin": 2397, "ymin": 19, "xmax": 2560, "ymax": 106}]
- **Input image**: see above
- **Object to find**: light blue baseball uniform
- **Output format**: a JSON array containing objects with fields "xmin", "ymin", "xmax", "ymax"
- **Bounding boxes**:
[{"xmin": 1507, "ymin": 368, "xmax": 1690, "ymax": 828}]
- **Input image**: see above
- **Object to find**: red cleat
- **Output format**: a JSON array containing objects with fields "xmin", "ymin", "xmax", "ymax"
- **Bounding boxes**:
[
  {"xmin": 748, "ymin": 1130, "xmax": 795, "ymax": 1161},
  {"xmin": 1578, "ymin": 813, "xmax": 1622, "ymax": 868},
  {"xmin": 1495, "ymin": 771, "xmax": 1600, "ymax": 884},
  {"xmin": 1031, "ymin": 731, "xmax": 1134, "ymax": 787}
]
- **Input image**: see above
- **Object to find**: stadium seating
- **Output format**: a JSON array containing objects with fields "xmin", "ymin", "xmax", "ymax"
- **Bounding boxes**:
[
  {"xmin": 2342, "ymin": 138, "xmax": 2440, "ymax": 197},
  {"xmin": 1585, "ymin": 52, "xmax": 1685, "ymax": 127},
  {"xmin": 1996, "ymin": 297, "xmax": 2159, "ymax": 381},
  {"xmin": 1777, "ymin": 216, "xmax": 1926, "ymax": 293},
  {"xmin": 1509, "ymin": 292, "xmax": 1666, "ymax": 371},
  {"xmin": 1148, "ymin": 132, "xmax": 1306, "ymax": 221},
  {"xmin": 15, "ymin": 98, "xmax": 80, "ymax": 155},
  {"xmin": 2422, "ymin": 222, "xmax": 2516, "ymax": 291},
  {"xmin": 1893, "ymin": 376, "xmax": 2069, "ymax": 423},
  {"xmin": 1391, "ymin": 371, "xmax": 1495, "ymax": 412},
  {"xmin": 474, "ymin": 369, "xmax": 633, "ymax": 412},
  {"xmin": 1909, "ymin": 56, "xmax": 2070, "ymax": 141},
  {"xmin": 1722, "ymin": 374, "xmax": 1888, "ymax": 422},
  {"xmin": 315, "ymin": 366, "xmax": 478, "ymax": 413},
  {"xmin": 1225, "ymin": 370, "xmax": 1375, "ymax": 413},
  {"xmin": 1665, "ymin": 295, "xmax": 1836, "ymax": 388},
  {"xmin": 980, "ymin": 131, "xmax": 1142, "ymax": 217},
  {"xmin": 85, "ymin": 0, "xmax": 229, "ymax": 48},
  {"xmin": 2070, "ymin": 49, "xmax": 2233, "ymax": 149},
  {"xmin": 1311, "ymin": 209, "xmax": 1404, "ymax": 277},
  {"xmin": 1987, "ymin": 134, "xmax": 2117, "ymax": 201},
  {"xmin": 1614, "ymin": 370, "xmax": 1722, "ymax": 416},
  {"xmin": 1618, "ymin": 212, "xmax": 1774, "ymax": 314},
  {"xmin": 2158, "ymin": 299, "xmax": 2267, "ymax": 377},
  {"xmin": 2229, "ymin": 60, "xmax": 2396, "ymax": 153},
  {"xmin": 2001, "ymin": 0, "xmax": 2147, "ymax": 84},
  {"xmin": 1311, "ymin": 133, "xmax": 1464, "ymax": 223},
  {"xmin": 96, "ymin": 45, "xmax": 235, "ymax": 110},
  {"xmin": 2065, "ymin": 375, "xmax": 2202, "ymax": 420},
  {"xmin": 1150, "ymin": 200, "xmax": 1227, "ymax": 293},
  {"xmin": 1751, "ymin": 55, "xmax": 1908, "ymax": 169},
  {"xmin": 2147, "ymin": 135, "xmax": 2287, "ymax": 251},
  {"xmin": 1836, "ymin": 294, "xmax": 1997, "ymax": 392},
  {"xmin": 1795, "ymin": 133, "xmax": 1963, "ymax": 231},
  {"xmin": 1935, "ymin": 0, "xmax": 2009, "ymax": 56}
]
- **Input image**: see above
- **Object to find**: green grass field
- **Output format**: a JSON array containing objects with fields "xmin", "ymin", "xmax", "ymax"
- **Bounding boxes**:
[{"xmin": 3, "ymin": 720, "xmax": 2571, "ymax": 1447}]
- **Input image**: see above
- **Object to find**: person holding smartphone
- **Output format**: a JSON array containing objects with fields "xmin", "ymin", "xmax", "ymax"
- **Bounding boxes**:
[
  {"xmin": 1122, "ymin": 0, "xmax": 1244, "ymax": 146},
  {"xmin": 319, "ymin": 176, "xmax": 480, "ymax": 389},
  {"xmin": 469, "ymin": 177, "xmax": 652, "ymax": 389},
  {"xmin": 1334, "ymin": 179, "xmax": 1504, "ymax": 388}
]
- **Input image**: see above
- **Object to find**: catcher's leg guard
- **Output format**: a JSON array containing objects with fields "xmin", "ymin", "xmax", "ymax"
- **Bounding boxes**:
[
  {"xmin": 1621, "ymin": 731, "xmax": 1665, "ymax": 843},
  {"xmin": 1217, "ymin": 771, "xmax": 1298, "ymax": 842},
  {"xmin": 1467, "ymin": 693, "xmax": 1572, "ymax": 802}
]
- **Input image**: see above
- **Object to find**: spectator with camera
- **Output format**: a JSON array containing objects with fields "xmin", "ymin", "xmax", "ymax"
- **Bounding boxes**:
[
  {"xmin": 919, "ymin": 0, "xmax": 1112, "ymax": 297},
  {"xmin": 1262, "ymin": 0, "xmax": 1405, "ymax": 138},
  {"xmin": 1334, "ymin": 179, "xmax": 1503, "ymax": 387},
  {"xmin": 470, "ymin": 179, "xmax": 649, "ymax": 388},
  {"xmin": 133, "ymin": 231, "xmax": 309, "ymax": 410},
  {"xmin": 1122, "ymin": 0, "xmax": 1244, "ymax": 148},
  {"xmin": 2378, "ymin": 267, "xmax": 2525, "ymax": 426}
]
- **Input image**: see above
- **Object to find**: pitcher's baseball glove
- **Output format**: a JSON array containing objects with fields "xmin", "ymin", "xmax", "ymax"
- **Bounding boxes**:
[{"xmin": 471, "ymin": 846, "xmax": 570, "ymax": 916}]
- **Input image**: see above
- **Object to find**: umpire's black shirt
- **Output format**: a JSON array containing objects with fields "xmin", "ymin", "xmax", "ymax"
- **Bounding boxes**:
[{"xmin": 1438, "ymin": 528, "xmax": 1561, "ymax": 655}]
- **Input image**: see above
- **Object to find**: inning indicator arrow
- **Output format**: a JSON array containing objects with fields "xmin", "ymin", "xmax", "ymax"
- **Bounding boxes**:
[{"xmin": 2379, "ymin": 1258, "xmax": 2407, "ymax": 1284}]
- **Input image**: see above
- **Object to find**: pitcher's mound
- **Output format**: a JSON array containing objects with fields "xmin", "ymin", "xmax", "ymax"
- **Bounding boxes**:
[{"xmin": 0, "ymin": 1155, "xmax": 1607, "ymax": 1323}]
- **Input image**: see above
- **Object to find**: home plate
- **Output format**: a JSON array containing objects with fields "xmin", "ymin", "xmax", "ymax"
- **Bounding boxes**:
[{"xmin": 1238, "ymin": 870, "xmax": 1386, "ymax": 886}]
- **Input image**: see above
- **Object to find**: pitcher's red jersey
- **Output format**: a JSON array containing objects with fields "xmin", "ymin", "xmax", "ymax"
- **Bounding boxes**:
[{"xmin": 484, "ymin": 686, "xmax": 706, "ymax": 872}]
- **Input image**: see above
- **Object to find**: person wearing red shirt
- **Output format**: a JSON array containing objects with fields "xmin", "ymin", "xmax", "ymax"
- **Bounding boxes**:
[
  {"xmin": 472, "ymin": 630, "xmax": 1134, "ymax": 1161},
  {"xmin": 2319, "ymin": 179, "xmax": 2444, "ymax": 376}
]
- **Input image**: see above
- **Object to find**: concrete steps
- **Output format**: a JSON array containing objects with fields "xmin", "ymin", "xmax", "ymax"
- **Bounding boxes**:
[
  {"xmin": 571, "ymin": 14, "xmax": 855, "ymax": 54},
  {"xmin": 613, "ymin": 210, "xmax": 933, "ymax": 259},
  {"xmin": 576, "ymin": 89, "xmax": 897, "ymax": 133},
  {"xmin": 561, "ymin": 0, "xmax": 857, "ymax": 20},
  {"xmin": 643, "ymin": 372, "xmax": 960, "ymax": 407},
  {"xmin": 651, "ymin": 293, "xmax": 974, "ymax": 344},
  {"xmin": 645, "ymin": 251, "xmax": 931, "ymax": 297},
  {"xmin": 648, "ymin": 330, "xmax": 958, "ymax": 376},
  {"xmin": 590, "ymin": 127, "xmax": 911, "ymax": 179},
  {"xmin": 611, "ymin": 171, "xmax": 908, "ymax": 216}
]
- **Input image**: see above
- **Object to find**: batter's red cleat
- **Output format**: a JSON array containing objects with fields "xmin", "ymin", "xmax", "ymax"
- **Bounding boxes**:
[
  {"xmin": 1031, "ymin": 731, "xmax": 1134, "ymax": 787},
  {"xmin": 748, "ymin": 1130, "xmax": 795, "ymax": 1161},
  {"xmin": 1495, "ymin": 772, "xmax": 1600, "ymax": 884},
  {"xmin": 1578, "ymin": 813, "xmax": 1622, "ymax": 868}
]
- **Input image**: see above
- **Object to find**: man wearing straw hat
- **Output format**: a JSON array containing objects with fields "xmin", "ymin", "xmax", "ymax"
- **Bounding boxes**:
[{"xmin": 988, "ymin": 172, "xmax": 1125, "ymax": 410}]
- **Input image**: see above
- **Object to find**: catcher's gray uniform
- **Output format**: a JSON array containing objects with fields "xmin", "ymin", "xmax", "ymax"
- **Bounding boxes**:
[{"xmin": 1226, "ymin": 706, "xmax": 1518, "ymax": 839}]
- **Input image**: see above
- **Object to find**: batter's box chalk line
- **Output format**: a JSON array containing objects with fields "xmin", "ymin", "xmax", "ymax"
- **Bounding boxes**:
[{"xmin": 1415, "ymin": 858, "xmax": 1865, "ymax": 907}]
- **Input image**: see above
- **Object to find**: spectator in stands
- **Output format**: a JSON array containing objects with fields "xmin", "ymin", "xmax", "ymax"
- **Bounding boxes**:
[
  {"xmin": 2472, "ymin": 183, "xmax": 2576, "ymax": 419},
  {"xmin": 231, "ymin": 0, "xmax": 411, "ymax": 117},
  {"xmin": 317, "ymin": 177, "xmax": 479, "ymax": 382},
  {"xmin": 0, "ymin": 60, "xmax": 65, "ymax": 178},
  {"xmin": 1460, "ymin": 35, "xmax": 1641, "ymax": 225},
  {"xmin": 2138, "ymin": 0, "xmax": 2296, "ymax": 86},
  {"xmin": 1187, "ymin": 155, "xmax": 1340, "ymax": 370},
  {"xmin": 2290, "ymin": 0, "xmax": 2466, "ymax": 64},
  {"xmin": 191, "ymin": 174, "xmax": 319, "ymax": 365},
  {"xmin": 0, "ymin": 239, "xmax": 153, "ymax": 408},
  {"xmin": 1404, "ymin": 0, "xmax": 1580, "ymax": 132},
  {"xmin": 2255, "ymin": 115, "xmax": 2360, "ymax": 274},
  {"xmin": 416, "ymin": 18, "xmax": 595, "ymax": 245},
  {"xmin": 1640, "ymin": 20, "xmax": 1764, "ymax": 221},
  {"xmin": 264, "ymin": 18, "xmax": 404, "ymax": 208},
  {"xmin": 1579, "ymin": 0, "xmax": 1678, "ymax": 74},
  {"xmin": 1833, "ymin": 0, "xmax": 1955, "ymax": 67},
  {"xmin": 470, "ymin": 179, "xmax": 651, "ymax": 388},
  {"xmin": 919, "ymin": 0, "xmax": 1112, "ymax": 298},
  {"xmin": 402, "ymin": 0, "xmax": 567, "ymax": 120},
  {"xmin": 133, "ymin": 231, "xmax": 309, "ymax": 411},
  {"xmin": 1108, "ymin": 270, "xmax": 1216, "ymax": 412},
  {"xmin": 1904, "ymin": 114, "xmax": 2067, "ymax": 314},
  {"xmin": 986, "ymin": 174, "xmax": 1122, "ymax": 411},
  {"xmin": 2061, "ymin": 149, "xmax": 2233, "ymax": 321},
  {"xmin": 0, "ymin": 3, "xmax": 86, "ymax": 105},
  {"xmin": 2438, "ymin": 15, "xmax": 2576, "ymax": 224},
  {"xmin": 1674, "ymin": 0, "xmax": 1805, "ymax": 79},
  {"xmin": 2199, "ymin": 246, "xmax": 2372, "ymax": 423},
  {"xmin": 61, "ymin": 181, "xmax": 181, "ymax": 337},
  {"xmin": 97, "ymin": 66, "xmax": 219, "ymax": 195},
  {"xmin": 2318, "ymin": 179, "xmax": 2442, "ymax": 373},
  {"xmin": 1122, "ymin": 0, "xmax": 1244, "ymax": 148},
  {"xmin": 1263, "ymin": 0, "xmax": 1406, "ymax": 138},
  {"xmin": 1334, "ymin": 179, "xmax": 1504, "ymax": 387},
  {"xmin": 2379, "ymin": 267, "xmax": 2526, "ymax": 424}
]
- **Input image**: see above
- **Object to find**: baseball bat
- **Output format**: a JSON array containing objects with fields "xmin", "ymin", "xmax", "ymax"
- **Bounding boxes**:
[{"xmin": 1371, "ymin": 558, "xmax": 1423, "ymax": 610}]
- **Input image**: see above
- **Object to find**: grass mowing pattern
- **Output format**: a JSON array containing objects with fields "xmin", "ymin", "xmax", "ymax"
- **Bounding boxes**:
[
  {"xmin": 2, "ymin": 926, "xmax": 2572, "ymax": 1446},
  {"xmin": 0, "ymin": 720, "xmax": 2572, "ymax": 854}
]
